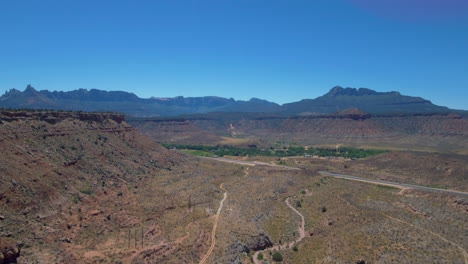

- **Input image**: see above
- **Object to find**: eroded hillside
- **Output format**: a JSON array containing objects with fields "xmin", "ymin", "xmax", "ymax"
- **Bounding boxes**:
[
  {"xmin": 0, "ymin": 111, "xmax": 242, "ymax": 263},
  {"xmin": 131, "ymin": 112, "xmax": 468, "ymax": 153}
]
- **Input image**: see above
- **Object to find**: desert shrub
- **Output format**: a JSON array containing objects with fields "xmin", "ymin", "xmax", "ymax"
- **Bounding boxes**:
[
  {"xmin": 272, "ymin": 252, "xmax": 283, "ymax": 262},
  {"xmin": 293, "ymin": 246, "xmax": 298, "ymax": 251},
  {"xmin": 80, "ymin": 188, "xmax": 92, "ymax": 195},
  {"xmin": 257, "ymin": 253, "xmax": 264, "ymax": 260},
  {"xmin": 322, "ymin": 206, "xmax": 327, "ymax": 213},
  {"xmin": 72, "ymin": 195, "xmax": 80, "ymax": 204},
  {"xmin": 296, "ymin": 201, "xmax": 302, "ymax": 208}
]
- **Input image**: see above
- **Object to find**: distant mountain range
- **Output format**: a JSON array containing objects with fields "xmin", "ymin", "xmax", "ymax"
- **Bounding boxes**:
[
  {"xmin": 0, "ymin": 85, "xmax": 464, "ymax": 117},
  {"xmin": 282, "ymin": 87, "xmax": 454, "ymax": 115}
]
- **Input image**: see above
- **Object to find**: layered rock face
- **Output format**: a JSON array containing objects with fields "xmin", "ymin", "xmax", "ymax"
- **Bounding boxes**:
[
  {"xmin": 0, "ymin": 110, "xmax": 184, "ymax": 262},
  {"xmin": 131, "ymin": 112, "xmax": 468, "ymax": 153}
]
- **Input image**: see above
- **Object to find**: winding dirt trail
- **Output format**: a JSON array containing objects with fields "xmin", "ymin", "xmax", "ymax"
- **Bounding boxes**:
[
  {"xmin": 285, "ymin": 197, "xmax": 306, "ymax": 241},
  {"xmin": 252, "ymin": 196, "xmax": 306, "ymax": 264},
  {"xmin": 243, "ymin": 167, "xmax": 250, "ymax": 177},
  {"xmin": 199, "ymin": 183, "xmax": 228, "ymax": 264}
]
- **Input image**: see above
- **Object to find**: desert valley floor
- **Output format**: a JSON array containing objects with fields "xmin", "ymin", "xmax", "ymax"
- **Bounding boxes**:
[{"xmin": 0, "ymin": 111, "xmax": 467, "ymax": 264}]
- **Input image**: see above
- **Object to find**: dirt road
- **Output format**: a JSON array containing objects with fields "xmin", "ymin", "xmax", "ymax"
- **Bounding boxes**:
[
  {"xmin": 200, "ymin": 157, "xmax": 301, "ymax": 170},
  {"xmin": 199, "ymin": 183, "xmax": 228, "ymax": 264}
]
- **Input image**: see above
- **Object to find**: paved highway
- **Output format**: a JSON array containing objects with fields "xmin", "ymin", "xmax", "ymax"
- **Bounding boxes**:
[
  {"xmin": 319, "ymin": 171, "xmax": 468, "ymax": 198},
  {"xmin": 201, "ymin": 156, "xmax": 468, "ymax": 198}
]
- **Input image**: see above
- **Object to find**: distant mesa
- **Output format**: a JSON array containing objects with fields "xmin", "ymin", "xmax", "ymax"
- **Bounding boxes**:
[
  {"xmin": 324, "ymin": 86, "xmax": 401, "ymax": 97},
  {"xmin": 281, "ymin": 85, "xmax": 449, "ymax": 116},
  {"xmin": 334, "ymin": 108, "xmax": 370, "ymax": 120}
]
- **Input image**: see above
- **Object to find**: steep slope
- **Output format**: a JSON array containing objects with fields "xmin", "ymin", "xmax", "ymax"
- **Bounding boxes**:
[
  {"xmin": 0, "ymin": 110, "xmax": 242, "ymax": 263},
  {"xmin": 281, "ymin": 86, "xmax": 451, "ymax": 115}
]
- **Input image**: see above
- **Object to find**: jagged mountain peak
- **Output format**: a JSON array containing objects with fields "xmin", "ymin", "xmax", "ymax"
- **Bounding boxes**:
[
  {"xmin": 2, "ymin": 88, "xmax": 21, "ymax": 97},
  {"xmin": 24, "ymin": 84, "xmax": 38, "ymax": 94}
]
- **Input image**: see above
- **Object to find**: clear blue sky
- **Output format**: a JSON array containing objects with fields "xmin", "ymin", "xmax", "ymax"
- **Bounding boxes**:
[{"xmin": 1, "ymin": 0, "xmax": 467, "ymax": 109}]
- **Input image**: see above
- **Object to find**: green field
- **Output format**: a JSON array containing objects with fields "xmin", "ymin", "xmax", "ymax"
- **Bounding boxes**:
[{"xmin": 163, "ymin": 143, "xmax": 386, "ymax": 159}]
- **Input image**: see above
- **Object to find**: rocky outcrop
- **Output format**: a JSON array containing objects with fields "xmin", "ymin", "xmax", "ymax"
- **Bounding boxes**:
[
  {"xmin": 0, "ymin": 110, "xmax": 125, "ymax": 124},
  {"xmin": 0, "ymin": 238, "xmax": 22, "ymax": 264},
  {"xmin": 248, "ymin": 233, "xmax": 273, "ymax": 251},
  {"xmin": 225, "ymin": 235, "xmax": 273, "ymax": 264},
  {"xmin": 227, "ymin": 241, "xmax": 251, "ymax": 264},
  {"xmin": 334, "ymin": 108, "xmax": 371, "ymax": 120}
]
